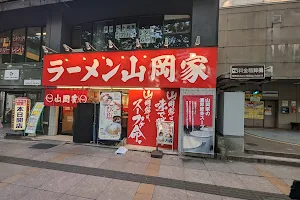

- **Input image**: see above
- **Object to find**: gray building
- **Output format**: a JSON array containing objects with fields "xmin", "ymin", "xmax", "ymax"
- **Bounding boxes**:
[{"xmin": 217, "ymin": 0, "xmax": 300, "ymax": 129}]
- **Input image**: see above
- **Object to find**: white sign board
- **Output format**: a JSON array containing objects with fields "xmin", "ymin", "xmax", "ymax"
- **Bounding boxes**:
[
  {"xmin": 24, "ymin": 79, "xmax": 41, "ymax": 86},
  {"xmin": 4, "ymin": 69, "xmax": 19, "ymax": 80}
]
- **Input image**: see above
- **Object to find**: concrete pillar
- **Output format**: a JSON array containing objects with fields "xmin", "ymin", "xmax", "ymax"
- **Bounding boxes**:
[
  {"xmin": 191, "ymin": 0, "xmax": 219, "ymax": 47},
  {"xmin": 48, "ymin": 106, "xmax": 59, "ymax": 136},
  {"xmin": 44, "ymin": 5, "xmax": 71, "ymax": 136}
]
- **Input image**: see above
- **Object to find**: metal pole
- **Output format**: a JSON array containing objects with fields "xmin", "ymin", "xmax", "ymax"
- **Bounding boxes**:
[{"xmin": 92, "ymin": 103, "xmax": 96, "ymax": 143}]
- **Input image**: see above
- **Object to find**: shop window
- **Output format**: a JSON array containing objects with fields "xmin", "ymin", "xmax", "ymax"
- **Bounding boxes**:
[
  {"xmin": 26, "ymin": 27, "xmax": 42, "ymax": 62},
  {"xmin": 115, "ymin": 17, "xmax": 138, "ymax": 50},
  {"xmin": 11, "ymin": 28, "xmax": 26, "ymax": 63},
  {"xmin": 164, "ymin": 15, "xmax": 191, "ymax": 48},
  {"xmin": 81, "ymin": 23, "xmax": 93, "ymax": 51},
  {"xmin": 0, "ymin": 30, "xmax": 11, "ymax": 63},
  {"xmin": 138, "ymin": 16, "xmax": 163, "ymax": 49},
  {"xmin": 93, "ymin": 20, "xmax": 114, "ymax": 51}
]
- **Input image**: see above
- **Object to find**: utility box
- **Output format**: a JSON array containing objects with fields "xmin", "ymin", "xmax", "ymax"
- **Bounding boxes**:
[{"xmin": 217, "ymin": 92, "xmax": 245, "ymax": 136}]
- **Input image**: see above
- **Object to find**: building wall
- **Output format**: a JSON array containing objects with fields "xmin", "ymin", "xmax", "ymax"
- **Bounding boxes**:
[{"xmin": 218, "ymin": 1, "xmax": 300, "ymax": 78}]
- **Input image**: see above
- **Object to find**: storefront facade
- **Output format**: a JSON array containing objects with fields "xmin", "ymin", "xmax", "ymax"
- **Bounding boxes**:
[{"xmin": 42, "ymin": 47, "xmax": 217, "ymax": 154}]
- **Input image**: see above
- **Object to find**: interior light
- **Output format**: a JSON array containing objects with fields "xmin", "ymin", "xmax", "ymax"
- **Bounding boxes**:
[{"xmin": 253, "ymin": 91, "xmax": 260, "ymax": 95}]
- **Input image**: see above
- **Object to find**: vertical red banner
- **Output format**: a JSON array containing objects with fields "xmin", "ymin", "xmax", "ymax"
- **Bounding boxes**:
[
  {"xmin": 182, "ymin": 95, "xmax": 214, "ymax": 155},
  {"xmin": 127, "ymin": 89, "xmax": 179, "ymax": 149},
  {"xmin": 183, "ymin": 95, "xmax": 213, "ymax": 127}
]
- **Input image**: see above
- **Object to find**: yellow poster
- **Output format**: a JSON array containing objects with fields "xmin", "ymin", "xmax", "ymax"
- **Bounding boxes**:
[{"xmin": 244, "ymin": 101, "xmax": 264, "ymax": 119}]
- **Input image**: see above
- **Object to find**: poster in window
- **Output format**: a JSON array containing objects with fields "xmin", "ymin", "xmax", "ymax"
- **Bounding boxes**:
[
  {"xmin": 183, "ymin": 95, "xmax": 214, "ymax": 155},
  {"xmin": 98, "ymin": 92, "xmax": 122, "ymax": 141}
]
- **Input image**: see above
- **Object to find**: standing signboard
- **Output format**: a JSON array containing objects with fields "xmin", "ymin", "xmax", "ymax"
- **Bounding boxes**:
[
  {"xmin": 183, "ymin": 95, "xmax": 214, "ymax": 155},
  {"xmin": 12, "ymin": 98, "xmax": 30, "ymax": 131},
  {"xmin": 98, "ymin": 92, "xmax": 122, "ymax": 141},
  {"xmin": 25, "ymin": 102, "xmax": 44, "ymax": 135}
]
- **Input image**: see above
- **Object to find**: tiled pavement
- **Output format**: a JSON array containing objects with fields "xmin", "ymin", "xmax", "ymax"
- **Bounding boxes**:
[{"xmin": 0, "ymin": 140, "xmax": 298, "ymax": 200}]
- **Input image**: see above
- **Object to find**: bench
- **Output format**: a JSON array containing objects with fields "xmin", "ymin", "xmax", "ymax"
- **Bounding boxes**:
[{"xmin": 291, "ymin": 122, "xmax": 300, "ymax": 130}]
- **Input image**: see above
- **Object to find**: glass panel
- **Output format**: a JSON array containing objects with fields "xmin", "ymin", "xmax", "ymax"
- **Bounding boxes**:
[
  {"xmin": 4, "ymin": 93, "xmax": 25, "ymax": 123},
  {"xmin": 26, "ymin": 27, "xmax": 42, "ymax": 62},
  {"xmin": 81, "ymin": 23, "xmax": 93, "ymax": 51},
  {"xmin": 115, "ymin": 17, "xmax": 138, "ymax": 50},
  {"xmin": 11, "ymin": 28, "xmax": 26, "ymax": 63},
  {"xmin": 164, "ymin": 16, "xmax": 191, "ymax": 48},
  {"xmin": 165, "ymin": 34, "xmax": 190, "ymax": 48},
  {"xmin": 72, "ymin": 26, "xmax": 82, "ymax": 49},
  {"xmin": 0, "ymin": 31, "xmax": 11, "ymax": 63},
  {"xmin": 138, "ymin": 16, "xmax": 163, "ymax": 49},
  {"xmin": 93, "ymin": 20, "xmax": 114, "ymax": 51},
  {"xmin": 41, "ymin": 27, "xmax": 46, "ymax": 60}
]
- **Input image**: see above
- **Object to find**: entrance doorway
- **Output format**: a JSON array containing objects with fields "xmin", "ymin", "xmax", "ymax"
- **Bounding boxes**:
[
  {"xmin": 264, "ymin": 101, "xmax": 277, "ymax": 128},
  {"xmin": 58, "ymin": 107, "xmax": 74, "ymax": 135}
]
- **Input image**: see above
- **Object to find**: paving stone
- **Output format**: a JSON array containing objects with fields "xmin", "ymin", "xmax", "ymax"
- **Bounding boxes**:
[
  {"xmin": 161, "ymin": 155, "xmax": 184, "ymax": 167},
  {"xmin": 148, "ymin": 163, "xmax": 160, "ymax": 170},
  {"xmin": 263, "ymin": 165, "xmax": 300, "ymax": 180},
  {"xmin": 96, "ymin": 179, "xmax": 139, "ymax": 200},
  {"xmin": 210, "ymin": 171, "xmax": 246, "ymax": 189},
  {"xmin": 145, "ymin": 168, "xmax": 159, "ymax": 176},
  {"xmin": 0, "ymin": 163, "xmax": 28, "ymax": 181},
  {"xmin": 2, "ymin": 173, "xmax": 27, "ymax": 184},
  {"xmin": 281, "ymin": 178, "xmax": 293, "ymax": 186},
  {"xmin": 31, "ymin": 152, "xmax": 59, "ymax": 161},
  {"xmin": 184, "ymin": 168, "xmax": 215, "ymax": 185},
  {"xmin": 204, "ymin": 160, "xmax": 233, "ymax": 173},
  {"xmin": 15, "ymin": 169, "xmax": 63, "ymax": 188},
  {"xmin": 152, "ymin": 186, "xmax": 188, "ymax": 200},
  {"xmin": 187, "ymin": 191, "xmax": 223, "ymax": 200},
  {"xmin": 18, "ymin": 189, "xmax": 62, "ymax": 200},
  {"xmin": 0, "ymin": 184, "xmax": 33, "ymax": 200},
  {"xmin": 128, "ymin": 152, "xmax": 151, "ymax": 163},
  {"xmin": 39, "ymin": 172, "xmax": 85, "ymax": 193},
  {"xmin": 14, "ymin": 149, "xmax": 47, "ymax": 159},
  {"xmin": 137, "ymin": 183, "xmax": 154, "ymax": 195},
  {"xmin": 66, "ymin": 175, "xmax": 111, "ymax": 199},
  {"xmin": 237, "ymin": 175, "xmax": 281, "ymax": 194},
  {"xmin": 159, "ymin": 165, "xmax": 185, "ymax": 180},
  {"xmin": 134, "ymin": 193, "xmax": 152, "ymax": 200},
  {"xmin": 58, "ymin": 194, "xmax": 90, "ymax": 200},
  {"xmin": 222, "ymin": 197, "xmax": 244, "ymax": 200},
  {"xmin": 183, "ymin": 159, "xmax": 207, "ymax": 170},
  {"xmin": 227, "ymin": 162, "xmax": 259, "ymax": 176},
  {"xmin": 60, "ymin": 155, "xmax": 107, "ymax": 168},
  {"xmin": 99, "ymin": 158, "xmax": 127, "ymax": 171},
  {"xmin": 121, "ymin": 161, "xmax": 148, "ymax": 174},
  {"xmin": 150, "ymin": 158, "xmax": 161, "ymax": 165}
]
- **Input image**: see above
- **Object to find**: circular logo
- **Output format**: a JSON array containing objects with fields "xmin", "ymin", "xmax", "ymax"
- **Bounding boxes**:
[
  {"xmin": 45, "ymin": 94, "xmax": 54, "ymax": 103},
  {"xmin": 79, "ymin": 95, "xmax": 88, "ymax": 103}
]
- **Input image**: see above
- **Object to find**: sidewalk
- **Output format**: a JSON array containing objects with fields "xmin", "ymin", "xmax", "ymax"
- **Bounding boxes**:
[{"xmin": 0, "ymin": 139, "xmax": 296, "ymax": 200}]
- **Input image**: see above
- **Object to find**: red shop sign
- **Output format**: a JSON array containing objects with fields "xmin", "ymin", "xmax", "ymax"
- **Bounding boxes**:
[
  {"xmin": 44, "ymin": 89, "xmax": 88, "ymax": 107},
  {"xmin": 183, "ymin": 95, "xmax": 213, "ymax": 127},
  {"xmin": 42, "ymin": 47, "xmax": 217, "ymax": 88},
  {"xmin": 127, "ymin": 89, "xmax": 179, "ymax": 149}
]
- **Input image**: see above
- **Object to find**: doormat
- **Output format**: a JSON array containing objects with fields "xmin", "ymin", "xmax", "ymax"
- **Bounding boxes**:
[{"xmin": 30, "ymin": 143, "xmax": 57, "ymax": 149}]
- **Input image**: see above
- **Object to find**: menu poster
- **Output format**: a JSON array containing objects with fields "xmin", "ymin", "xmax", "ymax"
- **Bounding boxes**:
[
  {"xmin": 183, "ymin": 95, "xmax": 214, "ymax": 155},
  {"xmin": 98, "ymin": 92, "xmax": 122, "ymax": 140},
  {"xmin": 157, "ymin": 121, "xmax": 174, "ymax": 146},
  {"xmin": 12, "ymin": 98, "xmax": 30, "ymax": 131},
  {"xmin": 25, "ymin": 102, "xmax": 44, "ymax": 135}
]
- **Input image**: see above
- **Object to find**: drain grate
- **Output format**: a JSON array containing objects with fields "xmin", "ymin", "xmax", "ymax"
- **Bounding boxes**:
[
  {"xmin": 30, "ymin": 143, "xmax": 57, "ymax": 149},
  {"xmin": 246, "ymin": 143, "xmax": 258, "ymax": 147}
]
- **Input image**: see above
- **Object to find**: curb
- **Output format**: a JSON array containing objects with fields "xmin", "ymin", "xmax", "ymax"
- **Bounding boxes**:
[
  {"xmin": 217, "ymin": 154, "xmax": 300, "ymax": 167},
  {"xmin": 245, "ymin": 149, "xmax": 300, "ymax": 159}
]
